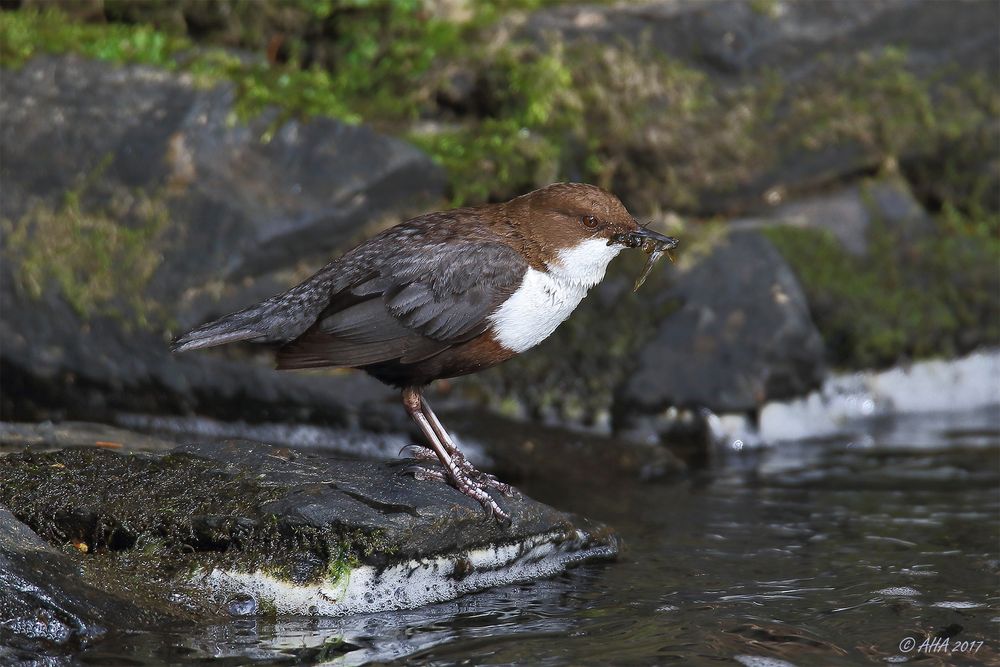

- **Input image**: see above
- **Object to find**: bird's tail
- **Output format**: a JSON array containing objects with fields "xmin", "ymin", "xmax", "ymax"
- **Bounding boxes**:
[
  {"xmin": 170, "ymin": 305, "xmax": 266, "ymax": 352},
  {"xmin": 172, "ymin": 269, "xmax": 334, "ymax": 354}
]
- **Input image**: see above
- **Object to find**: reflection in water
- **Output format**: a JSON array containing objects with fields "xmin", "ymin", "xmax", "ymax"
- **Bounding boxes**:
[{"xmin": 80, "ymin": 409, "xmax": 999, "ymax": 665}]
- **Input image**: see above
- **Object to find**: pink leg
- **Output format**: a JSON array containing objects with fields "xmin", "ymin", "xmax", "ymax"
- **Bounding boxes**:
[
  {"xmin": 421, "ymin": 397, "xmax": 517, "ymax": 497},
  {"xmin": 401, "ymin": 387, "xmax": 510, "ymax": 521}
]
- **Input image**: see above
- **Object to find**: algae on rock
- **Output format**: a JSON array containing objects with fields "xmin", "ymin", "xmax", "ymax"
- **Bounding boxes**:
[
  {"xmin": 2, "ymin": 164, "xmax": 172, "ymax": 329},
  {"xmin": 765, "ymin": 185, "xmax": 1000, "ymax": 370}
]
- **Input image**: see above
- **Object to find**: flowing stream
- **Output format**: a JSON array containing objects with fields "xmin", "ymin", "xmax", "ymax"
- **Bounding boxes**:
[{"xmin": 73, "ymin": 406, "xmax": 999, "ymax": 666}]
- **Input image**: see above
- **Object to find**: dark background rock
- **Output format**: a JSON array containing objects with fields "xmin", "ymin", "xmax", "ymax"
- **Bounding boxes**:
[
  {"xmin": 522, "ymin": 0, "xmax": 999, "ymax": 215},
  {"xmin": 1, "ymin": 55, "xmax": 446, "ymax": 287},
  {"xmin": 525, "ymin": 0, "xmax": 998, "ymax": 81},
  {"xmin": 0, "ymin": 506, "xmax": 172, "ymax": 656},
  {"xmin": 729, "ymin": 177, "xmax": 935, "ymax": 257},
  {"xmin": 0, "ymin": 55, "xmax": 444, "ymax": 429},
  {"xmin": 614, "ymin": 230, "xmax": 826, "ymax": 425}
]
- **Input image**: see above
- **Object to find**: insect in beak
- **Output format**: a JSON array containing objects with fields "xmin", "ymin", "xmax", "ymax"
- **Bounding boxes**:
[{"xmin": 609, "ymin": 225, "xmax": 679, "ymax": 291}]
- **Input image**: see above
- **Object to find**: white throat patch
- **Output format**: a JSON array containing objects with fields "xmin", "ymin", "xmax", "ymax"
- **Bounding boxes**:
[{"xmin": 488, "ymin": 238, "xmax": 622, "ymax": 353}]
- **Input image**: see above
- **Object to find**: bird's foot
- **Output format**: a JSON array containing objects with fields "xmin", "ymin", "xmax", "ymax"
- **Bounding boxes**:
[
  {"xmin": 403, "ymin": 463, "xmax": 510, "ymax": 522},
  {"xmin": 400, "ymin": 445, "xmax": 518, "ymax": 498},
  {"xmin": 400, "ymin": 444, "xmax": 514, "ymax": 521}
]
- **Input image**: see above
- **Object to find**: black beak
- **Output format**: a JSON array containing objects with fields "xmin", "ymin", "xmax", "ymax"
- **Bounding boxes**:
[
  {"xmin": 631, "ymin": 226, "xmax": 679, "ymax": 249},
  {"xmin": 611, "ymin": 225, "xmax": 679, "ymax": 250}
]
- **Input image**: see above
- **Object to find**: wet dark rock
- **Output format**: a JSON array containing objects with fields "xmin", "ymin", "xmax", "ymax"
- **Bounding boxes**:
[
  {"xmin": 0, "ymin": 437, "xmax": 616, "ymax": 621},
  {"xmin": 729, "ymin": 177, "xmax": 935, "ymax": 257},
  {"xmin": 614, "ymin": 230, "xmax": 826, "ymax": 424},
  {"xmin": 1, "ymin": 55, "xmax": 443, "ymax": 428},
  {"xmin": 0, "ymin": 506, "xmax": 170, "ymax": 656}
]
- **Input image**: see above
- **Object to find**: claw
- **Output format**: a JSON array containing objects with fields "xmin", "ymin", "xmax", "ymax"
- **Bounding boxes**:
[
  {"xmin": 399, "ymin": 386, "xmax": 514, "ymax": 523},
  {"xmin": 400, "ymin": 464, "xmax": 448, "ymax": 482},
  {"xmin": 401, "ymin": 463, "xmax": 510, "ymax": 521},
  {"xmin": 404, "ymin": 457, "xmax": 517, "ymax": 498},
  {"xmin": 485, "ymin": 500, "xmax": 511, "ymax": 524},
  {"xmin": 398, "ymin": 444, "xmax": 432, "ymax": 458},
  {"xmin": 492, "ymin": 480, "xmax": 519, "ymax": 498},
  {"xmin": 450, "ymin": 472, "xmax": 511, "ymax": 522}
]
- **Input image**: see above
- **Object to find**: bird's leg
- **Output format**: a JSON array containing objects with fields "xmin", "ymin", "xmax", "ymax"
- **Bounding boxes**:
[
  {"xmin": 399, "ymin": 399, "xmax": 517, "ymax": 497},
  {"xmin": 401, "ymin": 387, "xmax": 509, "ymax": 521},
  {"xmin": 420, "ymin": 397, "xmax": 517, "ymax": 498}
]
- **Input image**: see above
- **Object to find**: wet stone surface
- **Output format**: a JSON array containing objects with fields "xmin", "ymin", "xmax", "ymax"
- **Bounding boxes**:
[
  {"xmin": 0, "ymin": 54, "xmax": 438, "ymax": 429},
  {"xmin": 0, "ymin": 438, "xmax": 617, "ymax": 648},
  {"xmin": 0, "ymin": 507, "xmax": 174, "ymax": 660}
]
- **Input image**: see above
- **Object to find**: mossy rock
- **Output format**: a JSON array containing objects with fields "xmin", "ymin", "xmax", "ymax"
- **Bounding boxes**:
[
  {"xmin": 0, "ymin": 439, "xmax": 617, "ymax": 618},
  {"xmin": 765, "ymin": 200, "xmax": 1000, "ymax": 370},
  {"xmin": 6, "ymin": 2, "xmax": 997, "ymax": 213},
  {"xmin": 0, "ymin": 54, "xmax": 439, "ymax": 426},
  {"xmin": 712, "ymin": 174, "xmax": 1000, "ymax": 372}
]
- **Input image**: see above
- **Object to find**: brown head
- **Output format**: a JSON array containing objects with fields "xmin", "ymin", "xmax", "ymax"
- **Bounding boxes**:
[{"xmin": 499, "ymin": 182, "xmax": 678, "ymax": 273}]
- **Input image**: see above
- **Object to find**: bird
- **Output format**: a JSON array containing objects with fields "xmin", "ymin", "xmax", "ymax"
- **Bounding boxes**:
[{"xmin": 171, "ymin": 182, "xmax": 678, "ymax": 521}]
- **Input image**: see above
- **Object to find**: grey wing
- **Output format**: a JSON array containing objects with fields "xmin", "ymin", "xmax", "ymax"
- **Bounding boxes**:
[{"xmin": 275, "ymin": 242, "xmax": 528, "ymax": 370}]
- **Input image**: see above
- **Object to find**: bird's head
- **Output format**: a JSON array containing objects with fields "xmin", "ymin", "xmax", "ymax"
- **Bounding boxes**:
[{"xmin": 503, "ymin": 182, "xmax": 678, "ymax": 286}]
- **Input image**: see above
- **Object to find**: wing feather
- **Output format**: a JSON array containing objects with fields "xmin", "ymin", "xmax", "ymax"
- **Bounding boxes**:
[{"xmin": 276, "ymin": 240, "xmax": 527, "ymax": 370}]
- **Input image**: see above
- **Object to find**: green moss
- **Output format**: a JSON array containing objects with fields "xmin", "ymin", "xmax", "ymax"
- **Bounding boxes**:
[
  {"xmin": 784, "ymin": 47, "xmax": 989, "ymax": 160},
  {"xmin": 0, "ymin": 7, "xmax": 186, "ymax": 68},
  {"xmin": 326, "ymin": 546, "xmax": 358, "ymax": 584},
  {"xmin": 2, "ymin": 7, "xmax": 996, "ymax": 212},
  {"xmin": 749, "ymin": 0, "xmax": 781, "ymax": 18},
  {"xmin": 2, "ymin": 160, "xmax": 171, "ymax": 328},
  {"xmin": 408, "ymin": 36, "xmax": 588, "ymax": 204},
  {"xmin": 569, "ymin": 40, "xmax": 784, "ymax": 211},
  {"xmin": 764, "ymin": 196, "xmax": 1000, "ymax": 369}
]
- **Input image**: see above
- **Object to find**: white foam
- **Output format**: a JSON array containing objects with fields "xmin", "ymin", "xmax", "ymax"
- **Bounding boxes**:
[
  {"xmin": 757, "ymin": 349, "xmax": 1000, "ymax": 443},
  {"xmin": 876, "ymin": 586, "xmax": 921, "ymax": 597},
  {"xmin": 194, "ymin": 529, "xmax": 615, "ymax": 617},
  {"xmin": 734, "ymin": 656, "xmax": 799, "ymax": 667},
  {"xmin": 932, "ymin": 601, "xmax": 983, "ymax": 609}
]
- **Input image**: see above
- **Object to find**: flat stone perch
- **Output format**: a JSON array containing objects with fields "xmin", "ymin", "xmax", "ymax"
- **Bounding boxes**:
[{"xmin": 0, "ymin": 439, "xmax": 616, "ymax": 624}]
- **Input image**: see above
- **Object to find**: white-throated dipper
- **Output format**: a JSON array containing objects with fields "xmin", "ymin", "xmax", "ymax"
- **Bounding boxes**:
[{"xmin": 172, "ymin": 182, "xmax": 678, "ymax": 521}]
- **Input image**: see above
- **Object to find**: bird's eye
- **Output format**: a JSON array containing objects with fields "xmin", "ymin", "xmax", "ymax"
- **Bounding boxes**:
[{"xmin": 581, "ymin": 215, "xmax": 600, "ymax": 229}]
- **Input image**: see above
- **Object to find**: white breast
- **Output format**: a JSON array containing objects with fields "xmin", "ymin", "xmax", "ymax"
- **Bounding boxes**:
[{"xmin": 488, "ymin": 238, "xmax": 623, "ymax": 353}]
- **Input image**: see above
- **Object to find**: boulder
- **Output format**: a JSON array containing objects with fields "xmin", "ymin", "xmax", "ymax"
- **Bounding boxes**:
[
  {"xmin": 0, "ymin": 55, "xmax": 445, "ymax": 429},
  {"xmin": 521, "ymin": 0, "xmax": 999, "ymax": 214},
  {"xmin": 1, "ymin": 55, "xmax": 446, "ymax": 286},
  {"xmin": 0, "ymin": 437, "xmax": 617, "ymax": 621},
  {"xmin": 525, "ymin": 0, "xmax": 998, "ymax": 81},
  {"xmin": 0, "ymin": 506, "xmax": 173, "ymax": 658},
  {"xmin": 614, "ymin": 230, "xmax": 825, "ymax": 425},
  {"xmin": 729, "ymin": 177, "xmax": 936, "ymax": 257}
]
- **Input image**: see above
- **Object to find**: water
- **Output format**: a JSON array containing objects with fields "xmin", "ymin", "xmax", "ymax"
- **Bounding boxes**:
[{"xmin": 76, "ymin": 408, "xmax": 999, "ymax": 665}]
